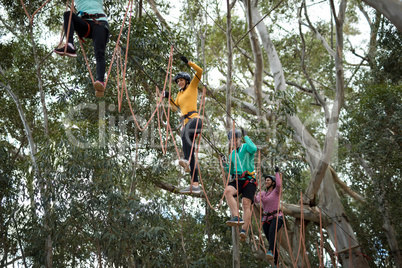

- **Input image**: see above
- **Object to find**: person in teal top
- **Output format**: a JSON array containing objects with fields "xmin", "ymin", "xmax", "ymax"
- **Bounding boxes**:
[
  {"xmin": 54, "ymin": 0, "xmax": 109, "ymax": 97},
  {"xmin": 223, "ymin": 128, "xmax": 257, "ymax": 242}
]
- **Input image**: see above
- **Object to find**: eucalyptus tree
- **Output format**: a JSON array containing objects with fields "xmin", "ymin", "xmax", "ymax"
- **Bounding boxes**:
[
  {"xmin": 2, "ymin": 0, "xmax": 400, "ymax": 267},
  {"xmin": 144, "ymin": 0, "xmax": 400, "ymax": 267},
  {"xmin": 360, "ymin": 0, "xmax": 402, "ymax": 32},
  {"xmin": 339, "ymin": 20, "xmax": 402, "ymax": 267},
  {"xmin": 0, "ymin": 0, "xmax": 202, "ymax": 266}
]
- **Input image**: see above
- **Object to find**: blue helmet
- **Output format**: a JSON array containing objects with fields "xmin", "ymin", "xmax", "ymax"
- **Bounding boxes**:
[
  {"xmin": 227, "ymin": 129, "xmax": 242, "ymax": 140},
  {"xmin": 174, "ymin": 72, "xmax": 191, "ymax": 84}
]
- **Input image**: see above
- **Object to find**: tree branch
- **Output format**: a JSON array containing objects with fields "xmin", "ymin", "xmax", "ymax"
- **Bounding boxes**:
[
  {"xmin": 299, "ymin": 2, "xmax": 330, "ymax": 123},
  {"xmin": 0, "ymin": 15, "xmax": 18, "ymax": 37},
  {"xmin": 361, "ymin": 0, "xmax": 402, "ymax": 32},
  {"xmin": 1, "ymin": 82, "xmax": 38, "ymax": 173},
  {"xmin": 329, "ymin": 166, "xmax": 366, "ymax": 203},
  {"xmin": 146, "ymin": 0, "xmax": 170, "ymax": 30}
]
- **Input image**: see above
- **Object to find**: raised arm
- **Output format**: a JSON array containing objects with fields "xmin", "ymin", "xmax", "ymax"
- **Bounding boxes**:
[
  {"xmin": 187, "ymin": 61, "xmax": 202, "ymax": 91},
  {"xmin": 244, "ymin": 136, "xmax": 257, "ymax": 154}
]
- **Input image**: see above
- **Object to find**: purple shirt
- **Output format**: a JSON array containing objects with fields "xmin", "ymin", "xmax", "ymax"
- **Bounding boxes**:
[{"xmin": 254, "ymin": 172, "xmax": 282, "ymax": 221}]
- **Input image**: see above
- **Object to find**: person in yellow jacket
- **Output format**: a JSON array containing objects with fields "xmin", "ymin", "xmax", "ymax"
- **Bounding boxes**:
[{"xmin": 163, "ymin": 56, "xmax": 203, "ymax": 194}]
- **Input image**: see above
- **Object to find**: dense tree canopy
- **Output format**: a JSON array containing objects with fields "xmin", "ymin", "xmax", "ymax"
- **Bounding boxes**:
[{"xmin": 0, "ymin": 0, "xmax": 401, "ymax": 267}]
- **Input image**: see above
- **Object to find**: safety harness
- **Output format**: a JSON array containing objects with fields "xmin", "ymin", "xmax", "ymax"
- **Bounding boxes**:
[
  {"xmin": 78, "ymin": 11, "xmax": 106, "ymax": 21},
  {"xmin": 77, "ymin": 12, "xmax": 107, "ymax": 42},
  {"xmin": 180, "ymin": 111, "xmax": 197, "ymax": 123},
  {"xmin": 262, "ymin": 210, "xmax": 282, "ymax": 223},
  {"xmin": 232, "ymin": 170, "xmax": 257, "ymax": 189}
]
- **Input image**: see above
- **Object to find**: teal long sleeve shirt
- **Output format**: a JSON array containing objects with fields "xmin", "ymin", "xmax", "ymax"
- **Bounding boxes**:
[
  {"xmin": 224, "ymin": 136, "xmax": 257, "ymax": 177},
  {"xmin": 76, "ymin": 0, "xmax": 108, "ymax": 22}
]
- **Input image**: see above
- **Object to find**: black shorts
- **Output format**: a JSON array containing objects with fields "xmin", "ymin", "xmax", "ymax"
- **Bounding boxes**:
[{"xmin": 228, "ymin": 179, "xmax": 257, "ymax": 202}]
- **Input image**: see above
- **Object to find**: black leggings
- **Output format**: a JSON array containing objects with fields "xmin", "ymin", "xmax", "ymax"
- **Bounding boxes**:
[
  {"xmin": 180, "ymin": 118, "xmax": 203, "ymax": 183},
  {"xmin": 263, "ymin": 216, "xmax": 283, "ymax": 265},
  {"xmin": 63, "ymin": 11, "xmax": 109, "ymax": 82}
]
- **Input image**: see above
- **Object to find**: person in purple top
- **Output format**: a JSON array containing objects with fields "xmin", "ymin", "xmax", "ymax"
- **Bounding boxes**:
[{"xmin": 254, "ymin": 166, "xmax": 283, "ymax": 266}]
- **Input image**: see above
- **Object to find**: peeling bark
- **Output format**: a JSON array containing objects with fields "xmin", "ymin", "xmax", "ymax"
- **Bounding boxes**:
[
  {"xmin": 242, "ymin": 0, "xmax": 264, "ymax": 112},
  {"xmin": 245, "ymin": 0, "xmax": 369, "ymax": 266},
  {"xmin": 361, "ymin": 0, "xmax": 402, "ymax": 32},
  {"xmin": 329, "ymin": 166, "xmax": 366, "ymax": 203}
]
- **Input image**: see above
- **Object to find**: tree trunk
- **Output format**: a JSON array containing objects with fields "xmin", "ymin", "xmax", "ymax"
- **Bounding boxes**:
[
  {"xmin": 319, "ymin": 170, "xmax": 368, "ymax": 267},
  {"xmin": 226, "ymin": 0, "xmax": 235, "ymax": 130},
  {"xmin": 291, "ymin": 219, "xmax": 304, "ymax": 267},
  {"xmin": 242, "ymin": 0, "xmax": 264, "ymax": 113},
  {"xmin": 361, "ymin": 0, "xmax": 402, "ymax": 32},
  {"xmin": 232, "ymin": 226, "xmax": 240, "ymax": 268},
  {"xmin": 28, "ymin": 23, "xmax": 49, "ymax": 137},
  {"xmin": 246, "ymin": 0, "xmax": 369, "ymax": 266},
  {"xmin": 379, "ymin": 185, "xmax": 402, "ymax": 267},
  {"xmin": 27, "ymin": 20, "xmax": 54, "ymax": 267}
]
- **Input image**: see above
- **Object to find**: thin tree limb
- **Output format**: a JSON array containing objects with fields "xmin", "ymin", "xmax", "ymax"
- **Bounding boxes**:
[{"xmin": 329, "ymin": 166, "xmax": 366, "ymax": 203}]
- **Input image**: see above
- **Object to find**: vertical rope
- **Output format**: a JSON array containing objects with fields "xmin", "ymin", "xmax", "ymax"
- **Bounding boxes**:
[
  {"xmin": 300, "ymin": 191, "xmax": 312, "ymax": 268},
  {"xmin": 78, "ymin": 39, "xmax": 95, "ymax": 84},
  {"xmin": 281, "ymin": 211, "xmax": 295, "ymax": 265},
  {"xmin": 64, "ymin": 0, "xmax": 74, "ymax": 55},
  {"xmin": 120, "ymin": 0, "xmax": 134, "ymax": 93},
  {"xmin": 232, "ymin": 123, "xmax": 241, "ymax": 223},
  {"xmin": 251, "ymin": 207, "xmax": 267, "ymax": 254},
  {"xmin": 104, "ymin": 0, "xmax": 132, "ymax": 89},
  {"xmin": 187, "ymin": 87, "xmax": 206, "ymax": 187},
  {"xmin": 334, "ymin": 222, "xmax": 339, "ymax": 266},
  {"xmin": 117, "ymin": 47, "xmax": 125, "ymax": 112},
  {"xmin": 349, "ymin": 235, "xmax": 352, "ymax": 268},
  {"xmin": 161, "ymin": 46, "xmax": 174, "ymax": 151},
  {"xmin": 272, "ymin": 172, "xmax": 282, "ymax": 257},
  {"xmin": 257, "ymin": 151, "xmax": 263, "ymax": 249},
  {"xmin": 319, "ymin": 207, "xmax": 324, "ymax": 267},
  {"xmin": 293, "ymin": 191, "xmax": 303, "ymax": 266}
]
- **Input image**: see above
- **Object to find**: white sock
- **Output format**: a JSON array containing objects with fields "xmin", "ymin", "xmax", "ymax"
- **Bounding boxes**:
[{"xmin": 68, "ymin": 43, "xmax": 75, "ymax": 49}]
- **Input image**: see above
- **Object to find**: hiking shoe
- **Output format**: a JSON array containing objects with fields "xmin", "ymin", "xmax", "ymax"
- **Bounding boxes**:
[
  {"xmin": 94, "ymin": 80, "xmax": 105, "ymax": 97},
  {"xmin": 179, "ymin": 159, "xmax": 191, "ymax": 172},
  {"xmin": 266, "ymin": 251, "xmax": 274, "ymax": 260},
  {"xmin": 240, "ymin": 229, "xmax": 247, "ymax": 241},
  {"xmin": 53, "ymin": 45, "xmax": 77, "ymax": 58},
  {"xmin": 179, "ymin": 185, "xmax": 201, "ymax": 194},
  {"xmin": 226, "ymin": 216, "xmax": 244, "ymax": 227}
]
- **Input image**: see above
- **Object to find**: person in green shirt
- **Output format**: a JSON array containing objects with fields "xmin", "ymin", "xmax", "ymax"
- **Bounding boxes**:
[
  {"xmin": 53, "ymin": 0, "xmax": 109, "ymax": 97},
  {"xmin": 223, "ymin": 128, "xmax": 257, "ymax": 241}
]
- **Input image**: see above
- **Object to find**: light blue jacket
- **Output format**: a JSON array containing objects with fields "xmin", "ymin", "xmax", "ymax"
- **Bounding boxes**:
[{"xmin": 76, "ymin": 0, "xmax": 107, "ymax": 22}]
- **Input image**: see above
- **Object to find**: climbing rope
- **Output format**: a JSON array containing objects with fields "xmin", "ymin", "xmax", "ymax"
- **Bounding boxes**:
[{"xmin": 18, "ymin": 1, "xmax": 372, "ymax": 265}]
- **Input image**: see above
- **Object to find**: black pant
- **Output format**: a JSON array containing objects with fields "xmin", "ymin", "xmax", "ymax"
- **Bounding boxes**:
[
  {"xmin": 63, "ymin": 11, "xmax": 109, "ymax": 82},
  {"xmin": 263, "ymin": 216, "xmax": 283, "ymax": 265},
  {"xmin": 180, "ymin": 118, "xmax": 203, "ymax": 183}
]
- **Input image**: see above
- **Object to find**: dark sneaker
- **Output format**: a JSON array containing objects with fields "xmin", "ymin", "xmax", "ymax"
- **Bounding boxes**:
[
  {"xmin": 53, "ymin": 45, "xmax": 77, "ymax": 58},
  {"xmin": 240, "ymin": 229, "xmax": 247, "ymax": 241},
  {"xmin": 94, "ymin": 80, "xmax": 105, "ymax": 97},
  {"xmin": 179, "ymin": 185, "xmax": 201, "ymax": 194},
  {"xmin": 226, "ymin": 216, "xmax": 244, "ymax": 226},
  {"xmin": 179, "ymin": 159, "xmax": 191, "ymax": 172},
  {"xmin": 266, "ymin": 251, "xmax": 274, "ymax": 260}
]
